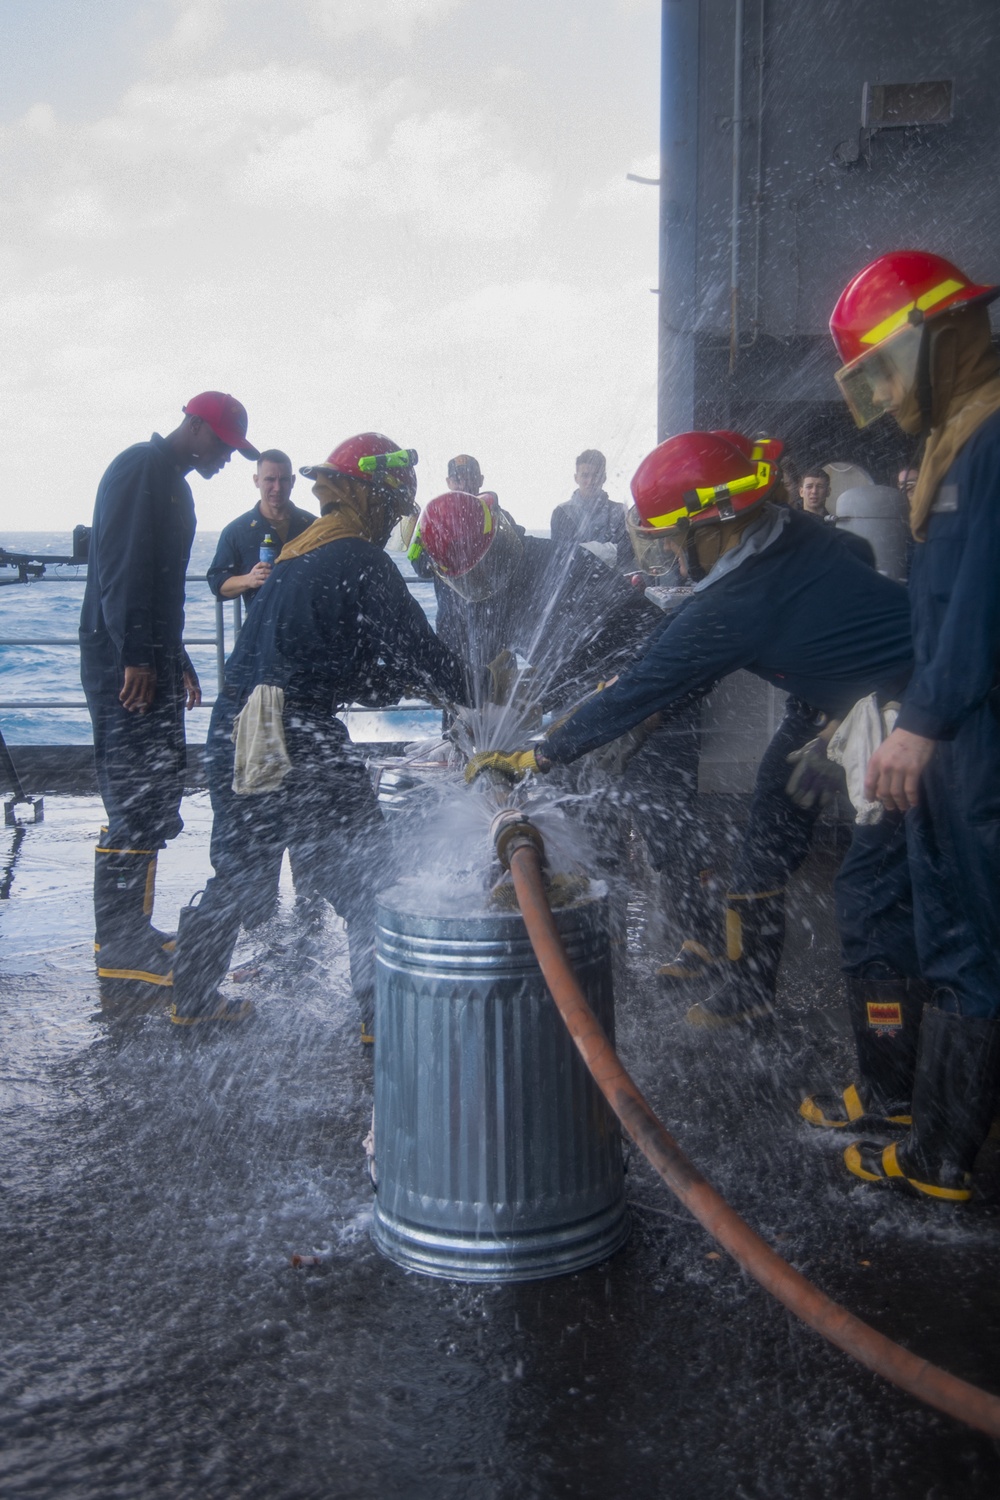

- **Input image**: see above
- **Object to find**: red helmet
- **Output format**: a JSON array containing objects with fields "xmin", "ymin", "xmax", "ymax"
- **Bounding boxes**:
[
  {"xmin": 830, "ymin": 251, "xmax": 999, "ymax": 428},
  {"xmin": 414, "ymin": 490, "xmax": 521, "ymax": 600},
  {"xmin": 300, "ymin": 432, "xmax": 418, "ymax": 514},
  {"xmin": 627, "ymin": 431, "xmax": 781, "ymax": 576}
]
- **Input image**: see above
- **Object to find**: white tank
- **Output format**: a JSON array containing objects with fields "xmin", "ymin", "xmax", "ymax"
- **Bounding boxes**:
[{"xmin": 835, "ymin": 485, "xmax": 909, "ymax": 581}]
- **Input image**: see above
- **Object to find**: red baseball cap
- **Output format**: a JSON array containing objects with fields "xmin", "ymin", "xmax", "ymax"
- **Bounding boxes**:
[{"xmin": 183, "ymin": 391, "xmax": 259, "ymax": 459}]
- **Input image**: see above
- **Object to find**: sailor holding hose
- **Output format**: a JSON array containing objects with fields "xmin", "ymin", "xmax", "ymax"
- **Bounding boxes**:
[{"xmin": 467, "ymin": 430, "xmax": 924, "ymax": 1151}]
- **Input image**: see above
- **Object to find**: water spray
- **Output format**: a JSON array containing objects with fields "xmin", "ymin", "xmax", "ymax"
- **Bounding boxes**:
[{"xmin": 490, "ymin": 813, "xmax": 1000, "ymax": 1441}]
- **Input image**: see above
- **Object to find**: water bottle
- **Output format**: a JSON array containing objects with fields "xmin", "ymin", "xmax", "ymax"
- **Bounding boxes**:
[{"xmin": 259, "ymin": 532, "xmax": 277, "ymax": 566}]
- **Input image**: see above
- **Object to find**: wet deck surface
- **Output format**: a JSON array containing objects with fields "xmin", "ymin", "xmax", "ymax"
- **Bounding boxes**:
[{"xmin": 2, "ymin": 793, "xmax": 999, "ymax": 1499}]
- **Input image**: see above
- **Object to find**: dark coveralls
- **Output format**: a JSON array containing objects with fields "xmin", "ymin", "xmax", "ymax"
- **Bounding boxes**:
[
  {"xmin": 427, "ymin": 533, "xmax": 660, "ymax": 704},
  {"xmin": 550, "ymin": 490, "xmax": 633, "ymax": 570},
  {"xmin": 893, "ymin": 410, "xmax": 1000, "ymax": 1018},
  {"xmin": 194, "ymin": 538, "xmax": 467, "ymax": 1017},
  {"xmin": 542, "ymin": 508, "xmax": 915, "ymax": 994},
  {"xmin": 207, "ymin": 502, "xmax": 315, "ymax": 607},
  {"xmin": 79, "ymin": 434, "xmax": 195, "ymax": 850}
]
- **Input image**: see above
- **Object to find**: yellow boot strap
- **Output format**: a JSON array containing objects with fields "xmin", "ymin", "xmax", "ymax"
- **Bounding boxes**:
[{"xmin": 882, "ymin": 1141, "xmax": 972, "ymax": 1202}]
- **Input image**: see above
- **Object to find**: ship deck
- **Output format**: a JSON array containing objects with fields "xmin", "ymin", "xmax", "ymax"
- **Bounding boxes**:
[{"xmin": 2, "ymin": 792, "xmax": 999, "ymax": 1499}]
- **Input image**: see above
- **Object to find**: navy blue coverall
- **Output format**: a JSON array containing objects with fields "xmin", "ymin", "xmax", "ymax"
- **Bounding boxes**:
[
  {"xmin": 416, "ymin": 530, "xmax": 661, "ymax": 706},
  {"xmin": 207, "ymin": 501, "xmax": 315, "ymax": 607},
  {"xmin": 79, "ymin": 434, "xmax": 195, "ymax": 849},
  {"xmin": 550, "ymin": 490, "xmax": 633, "ymax": 570},
  {"xmin": 197, "ymin": 537, "xmax": 467, "ymax": 1010},
  {"xmin": 542, "ymin": 507, "xmax": 915, "ymax": 978},
  {"xmin": 893, "ymin": 410, "xmax": 1000, "ymax": 1018}
]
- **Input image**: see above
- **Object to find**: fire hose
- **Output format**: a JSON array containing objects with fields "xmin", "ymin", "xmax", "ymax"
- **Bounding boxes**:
[{"xmin": 492, "ymin": 810, "xmax": 1000, "ymax": 1440}]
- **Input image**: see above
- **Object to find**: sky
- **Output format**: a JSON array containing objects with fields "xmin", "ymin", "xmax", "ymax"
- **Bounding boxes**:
[{"xmin": 0, "ymin": 0, "xmax": 662, "ymax": 534}]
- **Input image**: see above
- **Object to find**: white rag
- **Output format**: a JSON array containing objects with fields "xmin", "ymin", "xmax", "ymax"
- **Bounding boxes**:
[
  {"xmin": 231, "ymin": 684, "xmax": 292, "ymax": 795},
  {"xmin": 827, "ymin": 694, "xmax": 899, "ymax": 824},
  {"xmin": 579, "ymin": 540, "xmax": 618, "ymax": 570}
]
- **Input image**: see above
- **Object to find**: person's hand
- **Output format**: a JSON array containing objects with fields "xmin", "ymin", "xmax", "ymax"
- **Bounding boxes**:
[
  {"xmin": 183, "ymin": 666, "xmax": 202, "ymax": 710},
  {"xmin": 785, "ymin": 737, "xmax": 843, "ymax": 810},
  {"xmin": 863, "ymin": 727, "xmax": 935, "ymax": 811},
  {"xmin": 247, "ymin": 561, "xmax": 273, "ymax": 588},
  {"xmin": 120, "ymin": 666, "xmax": 156, "ymax": 713},
  {"xmin": 465, "ymin": 749, "xmax": 542, "ymax": 784}
]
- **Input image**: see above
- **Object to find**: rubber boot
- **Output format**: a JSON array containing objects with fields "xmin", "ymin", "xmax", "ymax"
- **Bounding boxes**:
[
  {"xmin": 93, "ymin": 834, "xmax": 175, "ymax": 955},
  {"xmin": 844, "ymin": 1004, "xmax": 1000, "ymax": 1203},
  {"xmin": 685, "ymin": 889, "xmax": 784, "ymax": 1028},
  {"xmin": 800, "ymin": 964, "xmax": 925, "ymax": 1131},
  {"xmin": 656, "ymin": 868, "xmax": 723, "ymax": 981},
  {"xmin": 94, "ymin": 846, "xmax": 174, "ymax": 987},
  {"xmin": 168, "ymin": 901, "xmax": 251, "ymax": 1026}
]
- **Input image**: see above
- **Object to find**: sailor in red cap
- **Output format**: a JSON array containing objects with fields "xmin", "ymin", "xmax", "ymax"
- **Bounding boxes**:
[{"xmin": 80, "ymin": 391, "xmax": 258, "ymax": 991}]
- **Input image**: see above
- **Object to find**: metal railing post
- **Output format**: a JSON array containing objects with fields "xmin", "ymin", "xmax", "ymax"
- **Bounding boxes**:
[{"xmin": 214, "ymin": 596, "xmax": 226, "ymax": 693}]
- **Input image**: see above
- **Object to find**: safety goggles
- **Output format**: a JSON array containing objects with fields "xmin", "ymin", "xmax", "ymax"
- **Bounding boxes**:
[
  {"xmin": 835, "ymin": 322, "xmax": 922, "ymax": 429},
  {"xmin": 358, "ymin": 448, "xmax": 419, "ymax": 515},
  {"xmin": 625, "ymin": 506, "xmax": 690, "ymax": 579}
]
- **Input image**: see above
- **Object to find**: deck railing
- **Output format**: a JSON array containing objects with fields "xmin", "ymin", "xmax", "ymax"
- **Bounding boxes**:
[{"xmin": 0, "ymin": 570, "xmax": 436, "ymax": 726}]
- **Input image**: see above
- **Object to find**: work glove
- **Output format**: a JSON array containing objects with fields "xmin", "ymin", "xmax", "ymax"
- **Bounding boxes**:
[
  {"xmin": 784, "ymin": 736, "xmax": 843, "ymax": 810},
  {"xmin": 464, "ymin": 749, "xmax": 544, "ymax": 784}
]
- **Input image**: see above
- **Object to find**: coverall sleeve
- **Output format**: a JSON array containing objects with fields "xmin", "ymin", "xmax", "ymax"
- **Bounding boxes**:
[
  {"xmin": 544, "ymin": 591, "xmax": 757, "ymax": 764},
  {"xmin": 206, "ymin": 521, "xmax": 240, "ymax": 599},
  {"xmin": 896, "ymin": 443, "xmax": 1000, "ymax": 740},
  {"xmin": 373, "ymin": 565, "xmax": 469, "ymax": 706},
  {"xmin": 96, "ymin": 449, "xmax": 160, "ymax": 666}
]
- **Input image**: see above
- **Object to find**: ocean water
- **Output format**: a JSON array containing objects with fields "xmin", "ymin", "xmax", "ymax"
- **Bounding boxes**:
[{"xmin": 0, "ymin": 531, "xmax": 440, "ymax": 746}]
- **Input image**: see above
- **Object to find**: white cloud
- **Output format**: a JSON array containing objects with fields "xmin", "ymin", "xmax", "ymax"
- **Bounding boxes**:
[
  {"xmin": 378, "ymin": 111, "xmax": 549, "ymax": 239},
  {"xmin": 0, "ymin": 64, "xmax": 547, "ymax": 247},
  {"xmin": 309, "ymin": 0, "xmax": 463, "ymax": 45},
  {"xmin": 0, "ymin": 0, "xmax": 662, "ymax": 533},
  {"xmin": 150, "ymin": 1, "xmax": 228, "ymax": 63}
]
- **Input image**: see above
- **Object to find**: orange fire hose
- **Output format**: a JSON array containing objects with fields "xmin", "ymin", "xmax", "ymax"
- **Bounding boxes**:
[{"xmin": 507, "ymin": 840, "xmax": 1000, "ymax": 1440}]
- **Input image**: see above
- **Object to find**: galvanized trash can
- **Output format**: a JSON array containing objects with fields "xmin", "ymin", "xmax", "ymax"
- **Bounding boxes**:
[{"xmin": 372, "ymin": 883, "xmax": 629, "ymax": 1281}]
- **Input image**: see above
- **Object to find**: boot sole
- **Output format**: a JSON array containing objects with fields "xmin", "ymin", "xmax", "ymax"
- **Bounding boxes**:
[
  {"xmin": 843, "ymin": 1140, "xmax": 972, "ymax": 1202},
  {"xmin": 168, "ymin": 997, "xmax": 255, "ymax": 1026}
]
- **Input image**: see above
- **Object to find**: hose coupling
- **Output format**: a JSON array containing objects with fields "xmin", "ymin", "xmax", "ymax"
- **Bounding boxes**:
[{"xmin": 490, "ymin": 809, "xmax": 546, "ymax": 871}]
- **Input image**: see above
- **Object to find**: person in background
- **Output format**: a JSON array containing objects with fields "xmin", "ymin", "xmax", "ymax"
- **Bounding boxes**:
[
  {"xmin": 409, "ymin": 454, "xmax": 488, "ymax": 696},
  {"xmin": 207, "ymin": 449, "xmax": 314, "ymax": 609},
  {"xmin": 550, "ymin": 448, "xmax": 631, "ymax": 568},
  {"xmin": 169, "ymin": 434, "xmax": 468, "ymax": 1039},
  {"xmin": 80, "ymin": 391, "xmax": 258, "ymax": 989},
  {"xmin": 830, "ymin": 249, "xmax": 1000, "ymax": 1203},
  {"xmin": 780, "ymin": 456, "xmax": 802, "ymax": 507},
  {"xmin": 446, "ymin": 453, "xmax": 484, "ymax": 496},
  {"xmin": 798, "ymin": 466, "xmax": 834, "ymax": 519}
]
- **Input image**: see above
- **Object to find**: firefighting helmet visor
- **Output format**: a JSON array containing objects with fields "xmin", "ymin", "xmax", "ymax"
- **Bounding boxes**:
[
  {"xmin": 433, "ymin": 506, "xmax": 524, "ymax": 601},
  {"xmin": 626, "ymin": 506, "xmax": 690, "ymax": 578},
  {"xmin": 835, "ymin": 321, "xmax": 923, "ymax": 429}
]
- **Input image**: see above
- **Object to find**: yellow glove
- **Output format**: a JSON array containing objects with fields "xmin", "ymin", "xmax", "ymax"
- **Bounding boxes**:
[{"xmin": 464, "ymin": 749, "xmax": 542, "ymax": 784}]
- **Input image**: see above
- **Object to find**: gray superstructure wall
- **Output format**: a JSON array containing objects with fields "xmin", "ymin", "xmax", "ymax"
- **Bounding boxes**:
[{"xmin": 663, "ymin": 0, "xmax": 1000, "ymax": 474}]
